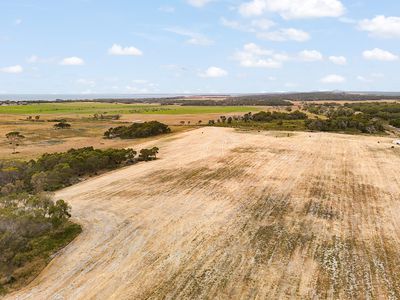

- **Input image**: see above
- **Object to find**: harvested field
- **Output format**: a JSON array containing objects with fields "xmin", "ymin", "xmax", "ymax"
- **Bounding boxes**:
[{"xmin": 6, "ymin": 127, "xmax": 400, "ymax": 299}]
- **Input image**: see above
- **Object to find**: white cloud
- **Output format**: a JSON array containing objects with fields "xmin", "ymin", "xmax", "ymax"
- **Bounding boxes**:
[
  {"xmin": 187, "ymin": 37, "xmax": 213, "ymax": 46},
  {"xmin": 165, "ymin": 27, "xmax": 213, "ymax": 46},
  {"xmin": 257, "ymin": 28, "xmax": 310, "ymax": 42},
  {"xmin": 221, "ymin": 17, "xmax": 275, "ymax": 32},
  {"xmin": 239, "ymin": 0, "xmax": 267, "ymax": 17},
  {"xmin": 27, "ymin": 55, "xmax": 39, "ymax": 63},
  {"xmin": 359, "ymin": 15, "xmax": 400, "ymax": 38},
  {"xmin": 132, "ymin": 79, "xmax": 148, "ymax": 84},
  {"xmin": 77, "ymin": 78, "xmax": 96, "ymax": 87},
  {"xmin": 108, "ymin": 44, "xmax": 143, "ymax": 56},
  {"xmin": 299, "ymin": 50, "xmax": 323, "ymax": 61},
  {"xmin": 15, "ymin": 19, "xmax": 22, "ymax": 25},
  {"xmin": 339, "ymin": 17, "xmax": 357, "ymax": 24},
  {"xmin": 221, "ymin": 18, "xmax": 250, "ymax": 31},
  {"xmin": 159, "ymin": 6, "xmax": 175, "ymax": 13},
  {"xmin": 362, "ymin": 48, "xmax": 398, "ymax": 61},
  {"xmin": 187, "ymin": 0, "xmax": 212, "ymax": 7},
  {"xmin": 233, "ymin": 43, "xmax": 287, "ymax": 68},
  {"xmin": 239, "ymin": 0, "xmax": 345, "ymax": 19},
  {"xmin": 371, "ymin": 73, "xmax": 384, "ymax": 78},
  {"xmin": 357, "ymin": 73, "xmax": 385, "ymax": 83},
  {"xmin": 251, "ymin": 19, "xmax": 276, "ymax": 30},
  {"xmin": 320, "ymin": 74, "xmax": 346, "ymax": 83},
  {"xmin": 27, "ymin": 55, "xmax": 55, "ymax": 64},
  {"xmin": 200, "ymin": 66, "xmax": 228, "ymax": 78},
  {"xmin": 329, "ymin": 55, "xmax": 347, "ymax": 65},
  {"xmin": 221, "ymin": 18, "xmax": 310, "ymax": 43},
  {"xmin": 285, "ymin": 82, "xmax": 299, "ymax": 88},
  {"xmin": 0, "ymin": 65, "xmax": 23, "ymax": 74},
  {"xmin": 125, "ymin": 86, "xmax": 149, "ymax": 93},
  {"xmin": 60, "ymin": 57, "xmax": 85, "ymax": 66},
  {"xmin": 357, "ymin": 75, "xmax": 372, "ymax": 83}
]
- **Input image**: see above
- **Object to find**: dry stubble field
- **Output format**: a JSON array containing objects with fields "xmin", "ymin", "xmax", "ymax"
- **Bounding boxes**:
[{"xmin": 6, "ymin": 127, "xmax": 400, "ymax": 299}]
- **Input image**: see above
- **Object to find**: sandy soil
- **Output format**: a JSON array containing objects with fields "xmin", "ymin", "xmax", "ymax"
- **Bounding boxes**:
[{"xmin": 5, "ymin": 127, "xmax": 400, "ymax": 299}]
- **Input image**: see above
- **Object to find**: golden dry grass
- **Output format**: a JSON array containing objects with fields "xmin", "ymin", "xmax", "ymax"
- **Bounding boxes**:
[{"xmin": 5, "ymin": 127, "xmax": 400, "ymax": 299}]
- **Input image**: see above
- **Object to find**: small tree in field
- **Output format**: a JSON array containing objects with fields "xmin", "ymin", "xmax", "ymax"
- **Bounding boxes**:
[
  {"xmin": 6, "ymin": 131, "xmax": 25, "ymax": 154},
  {"xmin": 54, "ymin": 122, "xmax": 71, "ymax": 129},
  {"xmin": 180, "ymin": 121, "xmax": 185, "ymax": 125},
  {"xmin": 139, "ymin": 147, "xmax": 159, "ymax": 161},
  {"xmin": 151, "ymin": 147, "xmax": 159, "ymax": 159}
]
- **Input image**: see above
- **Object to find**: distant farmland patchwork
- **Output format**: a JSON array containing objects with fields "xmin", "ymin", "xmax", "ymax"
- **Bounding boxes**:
[{"xmin": 0, "ymin": 102, "xmax": 260, "ymax": 115}]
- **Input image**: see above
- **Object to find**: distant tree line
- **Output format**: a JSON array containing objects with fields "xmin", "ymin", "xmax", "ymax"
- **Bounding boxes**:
[
  {"xmin": 207, "ymin": 110, "xmax": 307, "ymax": 125},
  {"xmin": 104, "ymin": 121, "xmax": 171, "ymax": 139},
  {"xmin": 231, "ymin": 92, "xmax": 400, "ymax": 102},
  {"xmin": 304, "ymin": 102, "xmax": 400, "ymax": 132},
  {"xmin": 166, "ymin": 98, "xmax": 293, "ymax": 106},
  {"xmin": 251, "ymin": 110, "xmax": 308, "ymax": 121},
  {"xmin": 344, "ymin": 102, "xmax": 400, "ymax": 129},
  {"xmin": 6, "ymin": 92, "xmax": 400, "ymax": 106},
  {"xmin": 305, "ymin": 116, "xmax": 384, "ymax": 133},
  {"xmin": 207, "ymin": 107, "xmax": 388, "ymax": 134}
]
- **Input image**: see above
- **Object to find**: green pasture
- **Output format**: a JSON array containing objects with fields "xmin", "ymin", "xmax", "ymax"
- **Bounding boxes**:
[{"xmin": 0, "ymin": 102, "xmax": 260, "ymax": 115}]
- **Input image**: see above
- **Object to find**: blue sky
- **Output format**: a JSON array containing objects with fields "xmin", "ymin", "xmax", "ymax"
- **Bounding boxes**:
[{"xmin": 0, "ymin": 0, "xmax": 399, "ymax": 94}]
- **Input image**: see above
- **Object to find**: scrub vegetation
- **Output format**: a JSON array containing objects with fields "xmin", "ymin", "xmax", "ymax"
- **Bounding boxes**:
[
  {"xmin": 104, "ymin": 121, "xmax": 170, "ymax": 139},
  {"xmin": 0, "ymin": 145, "xmax": 160, "ymax": 294}
]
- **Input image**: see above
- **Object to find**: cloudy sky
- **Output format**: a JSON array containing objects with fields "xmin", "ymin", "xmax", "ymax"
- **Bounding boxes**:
[{"xmin": 1, "ymin": 0, "xmax": 400, "ymax": 94}]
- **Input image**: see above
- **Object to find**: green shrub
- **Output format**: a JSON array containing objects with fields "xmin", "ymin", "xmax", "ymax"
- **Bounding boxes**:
[{"xmin": 104, "ymin": 121, "xmax": 170, "ymax": 139}]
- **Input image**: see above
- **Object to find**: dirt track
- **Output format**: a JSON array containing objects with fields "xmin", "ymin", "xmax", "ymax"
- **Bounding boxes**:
[{"xmin": 6, "ymin": 127, "xmax": 400, "ymax": 299}]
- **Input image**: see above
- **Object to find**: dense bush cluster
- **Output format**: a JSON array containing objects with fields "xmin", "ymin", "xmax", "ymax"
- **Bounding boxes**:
[
  {"xmin": 389, "ymin": 119, "xmax": 400, "ymax": 128},
  {"xmin": 206, "ymin": 111, "xmax": 308, "ymax": 131},
  {"xmin": 0, "ymin": 192, "xmax": 80, "ymax": 293},
  {"xmin": 0, "ymin": 147, "xmax": 159, "ymax": 194},
  {"xmin": 104, "ymin": 121, "xmax": 171, "ymax": 139},
  {"xmin": 208, "ymin": 111, "xmax": 307, "ymax": 125},
  {"xmin": 0, "ymin": 145, "xmax": 160, "ymax": 293},
  {"xmin": 252, "ymin": 111, "xmax": 308, "ymax": 122},
  {"xmin": 345, "ymin": 102, "xmax": 400, "ymax": 129},
  {"xmin": 53, "ymin": 121, "xmax": 71, "ymax": 129},
  {"xmin": 303, "ymin": 102, "xmax": 399, "ymax": 132},
  {"xmin": 305, "ymin": 116, "xmax": 384, "ymax": 133}
]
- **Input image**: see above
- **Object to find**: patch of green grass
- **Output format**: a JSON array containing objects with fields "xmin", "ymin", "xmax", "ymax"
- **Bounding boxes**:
[{"xmin": 0, "ymin": 102, "xmax": 259, "ymax": 115}]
